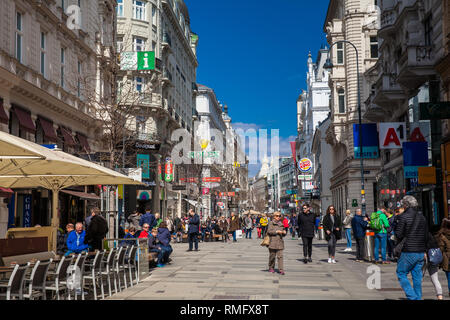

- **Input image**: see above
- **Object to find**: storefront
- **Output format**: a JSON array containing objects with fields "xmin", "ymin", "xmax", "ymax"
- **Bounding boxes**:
[{"xmin": 442, "ymin": 140, "xmax": 450, "ymax": 219}]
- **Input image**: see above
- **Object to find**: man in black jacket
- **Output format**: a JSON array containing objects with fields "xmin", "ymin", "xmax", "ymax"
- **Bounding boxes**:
[
  {"xmin": 394, "ymin": 195, "xmax": 427, "ymax": 300},
  {"xmin": 85, "ymin": 207, "xmax": 108, "ymax": 251},
  {"xmin": 298, "ymin": 203, "xmax": 316, "ymax": 263}
]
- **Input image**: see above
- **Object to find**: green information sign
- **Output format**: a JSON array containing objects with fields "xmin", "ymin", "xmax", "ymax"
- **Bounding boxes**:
[
  {"xmin": 419, "ymin": 102, "xmax": 450, "ymax": 120},
  {"xmin": 352, "ymin": 199, "xmax": 358, "ymax": 207},
  {"xmin": 120, "ymin": 51, "xmax": 155, "ymax": 71}
]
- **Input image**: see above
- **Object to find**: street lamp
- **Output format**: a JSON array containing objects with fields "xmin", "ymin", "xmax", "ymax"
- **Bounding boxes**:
[{"xmin": 323, "ymin": 40, "xmax": 366, "ymax": 216}]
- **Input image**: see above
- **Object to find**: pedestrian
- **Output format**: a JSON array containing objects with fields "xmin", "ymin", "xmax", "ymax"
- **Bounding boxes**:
[
  {"xmin": 84, "ymin": 207, "xmax": 108, "ymax": 251},
  {"xmin": 165, "ymin": 216, "xmax": 174, "ymax": 235},
  {"xmin": 148, "ymin": 227, "xmax": 164, "ymax": 267},
  {"xmin": 386, "ymin": 209, "xmax": 396, "ymax": 261},
  {"xmin": 314, "ymin": 215, "xmax": 321, "ymax": 237},
  {"xmin": 84, "ymin": 207, "xmax": 99, "ymax": 228},
  {"xmin": 372, "ymin": 208, "xmax": 390, "ymax": 264},
  {"xmin": 282, "ymin": 214, "xmax": 290, "ymax": 233},
  {"xmin": 244, "ymin": 214, "xmax": 253, "ymax": 239},
  {"xmin": 229, "ymin": 212, "xmax": 241, "ymax": 242},
  {"xmin": 140, "ymin": 208, "xmax": 156, "ymax": 229},
  {"xmin": 351, "ymin": 208, "xmax": 368, "ymax": 262},
  {"xmin": 298, "ymin": 203, "xmax": 315, "ymax": 263},
  {"xmin": 290, "ymin": 213, "xmax": 298, "ymax": 239},
  {"xmin": 256, "ymin": 215, "xmax": 262, "ymax": 239},
  {"xmin": 394, "ymin": 195, "xmax": 428, "ymax": 300},
  {"xmin": 343, "ymin": 209, "xmax": 353, "ymax": 252},
  {"xmin": 260, "ymin": 213, "xmax": 269, "ymax": 238},
  {"xmin": 187, "ymin": 209, "xmax": 200, "ymax": 251},
  {"xmin": 201, "ymin": 220, "xmax": 208, "ymax": 242},
  {"xmin": 426, "ymin": 228, "xmax": 444, "ymax": 300},
  {"xmin": 57, "ymin": 223, "xmax": 74, "ymax": 255},
  {"xmin": 175, "ymin": 218, "xmax": 184, "ymax": 243},
  {"xmin": 66, "ymin": 222, "xmax": 89, "ymax": 256},
  {"xmin": 127, "ymin": 210, "xmax": 142, "ymax": 232},
  {"xmin": 218, "ymin": 216, "xmax": 229, "ymax": 242},
  {"xmin": 154, "ymin": 213, "xmax": 163, "ymax": 228},
  {"xmin": 436, "ymin": 218, "xmax": 450, "ymax": 298},
  {"xmin": 267, "ymin": 211, "xmax": 286, "ymax": 275},
  {"xmin": 157, "ymin": 222, "xmax": 173, "ymax": 266},
  {"xmin": 322, "ymin": 205, "xmax": 342, "ymax": 263},
  {"xmin": 138, "ymin": 223, "xmax": 150, "ymax": 239}
]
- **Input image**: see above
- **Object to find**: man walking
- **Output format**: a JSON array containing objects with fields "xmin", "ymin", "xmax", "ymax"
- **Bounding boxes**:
[
  {"xmin": 298, "ymin": 203, "xmax": 315, "ymax": 263},
  {"xmin": 290, "ymin": 213, "xmax": 298, "ymax": 239},
  {"xmin": 85, "ymin": 207, "xmax": 108, "ymax": 251},
  {"xmin": 187, "ymin": 209, "xmax": 200, "ymax": 251},
  {"xmin": 140, "ymin": 208, "xmax": 156, "ymax": 229},
  {"xmin": 244, "ymin": 214, "xmax": 253, "ymax": 239},
  {"xmin": 229, "ymin": 212, "xmax": 241, "ymax": 242},
  {"xmin": 394, "ymin": 195, "xmax": 427, "ymax": 300}
]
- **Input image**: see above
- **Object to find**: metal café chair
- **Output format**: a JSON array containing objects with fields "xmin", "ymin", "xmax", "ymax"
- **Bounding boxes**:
[
  {"xmin": 71, "ymin": 252, "xmax": 87, "ymax": 300},
  {"xmin": 114, "ymin": 246, "xmax": 127, "ymax": 291},
  {"xmin": 83, "ymin": 250, "xmax": 105, "ymax": 300},
  {"xmin": 45, "ymin": 256, "xmax": 73, "ymax": 300},
  {"xmin": 101, "ymin": 248, "xmax": 117, "ymax": 297},
  {"xmin": 23, "ymin": 259, "xmax": 53, "ymax": 300},
  {"xmin": 0, "ymin": 263, "xmax": 30, "ymax": 300},
  {"xmin": 124, "ymin": 245, "xmax": 138, "ymax": 287}
]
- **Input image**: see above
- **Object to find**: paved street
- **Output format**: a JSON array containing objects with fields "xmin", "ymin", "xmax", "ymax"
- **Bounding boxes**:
[{"xmin": 108, "ymin": 235, "xmax": 449, "ymax": 300}]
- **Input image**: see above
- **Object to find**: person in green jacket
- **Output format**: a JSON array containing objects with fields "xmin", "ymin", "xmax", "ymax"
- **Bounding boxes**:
[
  {"xmin": 155, "ymin": 213, "xmax": 163, "ymax": 228},
  {"xmin": 373, "ymin": 209, "xmax": 390, "ymax": 264}
]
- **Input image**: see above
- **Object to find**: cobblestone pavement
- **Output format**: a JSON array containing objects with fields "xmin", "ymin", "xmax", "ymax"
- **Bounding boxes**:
[{"xmin": 107, "ymin": 235, "xmax": 449, "ymax": 300}]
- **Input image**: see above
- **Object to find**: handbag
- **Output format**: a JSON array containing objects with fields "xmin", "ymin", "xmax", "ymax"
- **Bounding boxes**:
[
  {"xmin": 260, "ymin": 235, "xmax": 270, "ymax": 247},
  {"xmin": 393, "ymin": 211, "xmax": 419, "ymax": 258},
  {"xmin": 428, "ymin": 247, "xmax": 443, "ymax": 266}
]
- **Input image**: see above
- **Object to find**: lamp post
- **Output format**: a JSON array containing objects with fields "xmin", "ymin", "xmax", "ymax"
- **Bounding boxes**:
[
  {"xmin": 323, "ymin": 40, "xmax": 366, "ymax": 216},
  {"xmin": 199, "ymin": 139, "xmax": 209, "ymax": 218}
]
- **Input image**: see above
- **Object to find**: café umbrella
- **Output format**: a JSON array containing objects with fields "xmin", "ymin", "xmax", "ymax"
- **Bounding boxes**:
[{"xmin": 0, "ymin": 131, "xmax": 143, "ymax": 228}]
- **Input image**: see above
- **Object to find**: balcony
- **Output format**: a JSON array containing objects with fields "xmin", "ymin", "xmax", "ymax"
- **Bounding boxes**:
[
  {"xmin": 162, "ymin": 32, "xmax": 173, "ymax": 53},
  {"xmin": 397, "ymin": 46, "xmax": 437, "ymax": 90},
  {"xmin": 137, "ymin": 132, "xmax": 161, "ymax": 143},
  {"xmin": 373, "ymin": 73, "xmax": 406, "ymax": 107},
  {"xmin": 379, "ymin": 8, "xmax": 397, "ymax": 39},
  {"xmin": 161, "ymin": 68, "xmax": 173, "ymax": 87}
]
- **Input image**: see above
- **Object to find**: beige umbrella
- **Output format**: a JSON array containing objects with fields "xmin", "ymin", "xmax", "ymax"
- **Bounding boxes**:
[{"xmin": 0, "ymin": 131, "xmax": 143, "ymax": 228}]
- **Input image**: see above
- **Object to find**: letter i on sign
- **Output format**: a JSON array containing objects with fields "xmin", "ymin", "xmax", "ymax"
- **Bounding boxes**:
[{"xmin": 143, "ymin": 53, "xmax": 149, "ymax": 69}]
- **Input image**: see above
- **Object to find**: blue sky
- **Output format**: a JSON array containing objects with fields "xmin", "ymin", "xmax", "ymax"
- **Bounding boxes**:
[{"xmin": 186, "ymin": 0, "xmax": 331, "ymax": 176}]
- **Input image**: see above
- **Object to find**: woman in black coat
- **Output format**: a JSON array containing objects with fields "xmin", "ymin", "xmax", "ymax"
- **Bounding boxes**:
[
  {"xmin": 298, "ymin": 203, "xmax": 316, "ymax": 263},
  {"xmin": 322, "ymin": 205, "xmax": 342, "ymax": 264}
]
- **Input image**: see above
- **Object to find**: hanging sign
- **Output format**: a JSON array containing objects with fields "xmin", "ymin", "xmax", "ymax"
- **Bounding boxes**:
[
  {"xmin": 403, "ymin": 142, "xmax": 429, "ymax": 178},
  {"xmin": 164, "ymin": 158, "xmax": 174, "ymax": 182},
  {"xmin": 298, "ymin": 158, "xmax": 312, "ymax": 173},
  {"xmin": 379, "ymin": 122, "xmax": 406, "ymax": 149},
  {"xmin": 23, "ymin": 194, "xmax": 32, "ymax": 228},
  {"xmin": 353, "ymin": 123, "xmax": 380, "ymax": 158}
]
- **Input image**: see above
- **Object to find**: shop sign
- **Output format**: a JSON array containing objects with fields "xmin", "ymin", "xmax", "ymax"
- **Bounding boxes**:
[
  {"xmin": 353, "ymin": 123, "xmax": 379, "ymax": 158},
  {"xmin": 164, "ymin": 158, "xmax": 174, "ymax": 182},
  {"xmin": 419, "ymin": 102, "xmax": 450, "ymax": 120},
  {"xmin": 23, "ymin": 195, "xmax": 32, "ymax": 228},
  {"xmin": 137, "ymin": 154, "xmax": 150, "ymax": 179},
  {"xmin": 172, "ymin": 185, "xmax": 186, "ymax": 191},
  {"xmin": 418, "ymin": 167, "xmax": 436, "ymax": 185},
  {"xmin": 298, "ymin": 175, "xmax": 313, "ymax": 180},
  {"xmin": 403, "ymin": 142, "xmax": 428, "ymax": 179},
  {"xmin": 298, "ymin": 158, "xmax": 312, "ymax": 173},
  {"xmin": 379, "ymin": 122, "xmax": 407, "ymax": 149}
]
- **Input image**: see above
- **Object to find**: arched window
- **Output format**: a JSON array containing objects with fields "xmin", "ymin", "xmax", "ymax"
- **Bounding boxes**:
[{"xmin": 338, "ymin": 88, "xmax": 345, "ymax": 113}]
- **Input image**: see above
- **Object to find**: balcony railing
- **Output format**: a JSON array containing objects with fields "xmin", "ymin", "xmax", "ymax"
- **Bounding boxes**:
[
  {"xmin": 162, "ymin": 32, "xmax": 172, "ymax": 47},
  {"xmin": 397, "ymin": 45, "xmax": 437, "ymax": 89},
  {"xmin": 137, "ymin": 132, "xmax": 161, "ymax": 142}
]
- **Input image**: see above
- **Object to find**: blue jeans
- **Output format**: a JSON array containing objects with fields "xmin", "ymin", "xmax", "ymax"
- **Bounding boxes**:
[
  {"xmin": 345, "ymin": 228, "xmax": 352, "ymax": 248},
  {"xmin": 232, "ymin": 231, "xmax": 237, "ymax": 241},
  {"xmin": 396, "ymin": 252, "xmax": 425, "ymax": 300},
  {"xmin": 160, "ymin": 245, "xmax": 173, "ymax": 263},
  {"xmin": 446, "ymin": 271, "xmax": 450, "ymax": 293},
  {"xmin": 188, "ymin": 232, "xmax": 199, "ymax": 250},
  {"xmin": 374, "ymin": 233, "xmax": 387, "ymax": 261},
  {"xmin": 150, "ymin": 248, "xmax": 163, "ymax": 265},
  {"xmin": 245, "ymin": 228, "xmax": 252, "ymax": 239}
]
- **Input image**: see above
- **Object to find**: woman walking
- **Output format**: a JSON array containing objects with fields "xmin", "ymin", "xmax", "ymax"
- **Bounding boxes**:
[
  {"xmin": 260, "ymin": 214, "xmax": 269, "ymax": 238},
  {"xmin": 267, "ymin": 211, "xmax": 287, "ymax": 275},
  {"xmin": 436, "ymin": 218, "xmax": 450, "ymax": 297},
  {"xmin": 426, "ymin": 229, "xmax": 444, "ymax": 300},
  {"xmin": 298, "ymin": 203, "xmax": 316, "ymax": 263},
  {"xmin": 323, "ymin": 205, "xmax": 342, "ymax": 263}
]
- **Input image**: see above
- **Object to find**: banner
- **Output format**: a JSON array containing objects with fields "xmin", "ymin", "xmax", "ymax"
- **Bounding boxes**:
[
  {"xmin": 403, "ymin": 142, "xmax": 428, "ymax": 178},
  {"xmin": 23, "ymin": 194, "xmax": 32, "ymax": 228},
  {"xmin": 164, "ymin": 158, "xmax": 174, "ymax": 182},
  {"xmin": 137, "ymin": 154, "xmax": 150, "ymax": 179},
  {"xmin": 353, "ymin": 123, "xmax": 379, "ymax": 158}
]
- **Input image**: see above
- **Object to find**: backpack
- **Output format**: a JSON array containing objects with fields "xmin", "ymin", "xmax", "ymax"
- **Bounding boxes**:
[{"xmin": 369, "ymin": 211, "xmax": 383, "ymax": 232}]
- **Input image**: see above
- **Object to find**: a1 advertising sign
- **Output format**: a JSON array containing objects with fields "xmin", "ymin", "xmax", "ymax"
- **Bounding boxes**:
[{"xmin": 379, "ymin": 122, "xmax": 407, "ymax": 149}]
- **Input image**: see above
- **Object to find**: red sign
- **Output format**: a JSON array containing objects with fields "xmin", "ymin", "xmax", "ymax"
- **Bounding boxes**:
[
  {"xmin": 203, "ymin": 177, "xmax": 221, "ymax": 182},
  {"xmin": 380, "ymin": 189, "xmax": 385, "ymax": 194},
  {"xmin": 219, "ymin": 192, "xmax": 235, "ymax": 197}
]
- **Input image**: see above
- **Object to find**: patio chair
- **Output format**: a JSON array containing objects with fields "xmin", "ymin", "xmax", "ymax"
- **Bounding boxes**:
[
  {"xmin": 70, "ymin": 252, "xmax": 87, "ymax": 300},
  {"xmin": 23, "ymin": 259, "xmax": 53, "ymax": 300},
  {"xmin": 45, "ymin": 256, "xmax": 73, "ymax": 300},
  {"xmin": 114, "ymin": 246, "xmax": 127, "ymax": 291},
  {"xmin": 83, "ymin": 250, "xmax": 105, "ymax": 300},
  {"xmin": 0, "ymin": 263, "xmax": 30, "ymax": 300},
  {"xmin": 124, "ymin": 245, "xmax": 138, "ymax": 286},
  {"xmin": 101, "ymin": 248, "xmax": 117, "ymax": 297}
]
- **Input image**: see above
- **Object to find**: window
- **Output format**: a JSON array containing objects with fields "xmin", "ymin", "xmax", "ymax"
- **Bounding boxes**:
[
  {"xmin": 15, "ymin": 12, "xmax": 23, "ymax": 63},
  {"xmin": 133, "ymin": 37, "xmax": 145, "ymax": 51},
  {"xmin": 338, "ymin": 89, "xmax": 345, "ymax": 113},
  {"xmin": 133, "ymin": 0, "xmax": 146, "ymax": 21},
  {"xmin": 424, "ymin": 15, "xmax": 432, "ymax": 46},
  {"xmin": 117, "ymin": 0, "xmax": 124, "ymax": 17},
  {"xmin": 152, "ymin": 4, "xmax": 157, "ymax": 25},
  {"xmin": 337, "ymin": 42, "xmax": 344, "ymax": 64},
  {"xmin": 40, "ymin": 32, "xmax": 46, "ymax": 76},
  {"xmin": 60, "ymin": 48, "xmax": 65, "ymax": 88},
  {"xmin": 135, "ymin": 77, "xmax": 144, "ymax": 92},
  {"xmin": 117, "ymin": 37, "xmax": 123, "ymax": 53},
  {"xmin": 370, "ymin": 36, "xmax": 378, "ymax": 58}
]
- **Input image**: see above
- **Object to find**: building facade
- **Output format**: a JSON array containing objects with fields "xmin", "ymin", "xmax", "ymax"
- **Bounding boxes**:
[
  {"xmin": 0, "ymin": 0, "xmax": 116, "ymax": 234},
  {"xmin": 324, "ymin": 0, "xmax": 380, "ymax": 218}
]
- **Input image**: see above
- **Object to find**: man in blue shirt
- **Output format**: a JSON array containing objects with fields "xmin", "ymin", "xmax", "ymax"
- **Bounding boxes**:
[
  {"xmin": 140, "ymin": 209, "xmax": 156, "ymax": 229},
  {"xmin": 65, "ymin": 222, "xmax": 89, "ymax": 256}
]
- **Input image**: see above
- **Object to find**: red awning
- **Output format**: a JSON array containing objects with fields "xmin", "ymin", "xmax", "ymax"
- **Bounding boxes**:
[
  {"xmin": 76, "ymin": 133, "xmax": 91, "ymax": 152},
  {"xmin": 38, "ymin": 117, "xmax": 58, "ymax": 141},
  {"xmin": 60, "ymin": 127, "xmax": 75, "ymax": 146},
  {"xmin": 13, "ymin": 107, "xmax": 36, "ymax": 132},
  {"xmin": 60, "ymin": 190, "xmax": 100, "ymax": 200},
  {"xmin": 0, "ymin": 188, "xmax": 13, "ymax": 198},
  {"xmin": 0, "ymin": 99, "xmax": 8, "ymax": 124}
]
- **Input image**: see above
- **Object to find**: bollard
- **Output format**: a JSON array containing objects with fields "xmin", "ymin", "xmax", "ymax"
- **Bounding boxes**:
[
  {"xmin": 364, "ymin": 230, "xmax": 375, "ymax": 262},
  {"xmin": 318, "ymin": 225, "xmax": 325, "ymax": 241}
]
